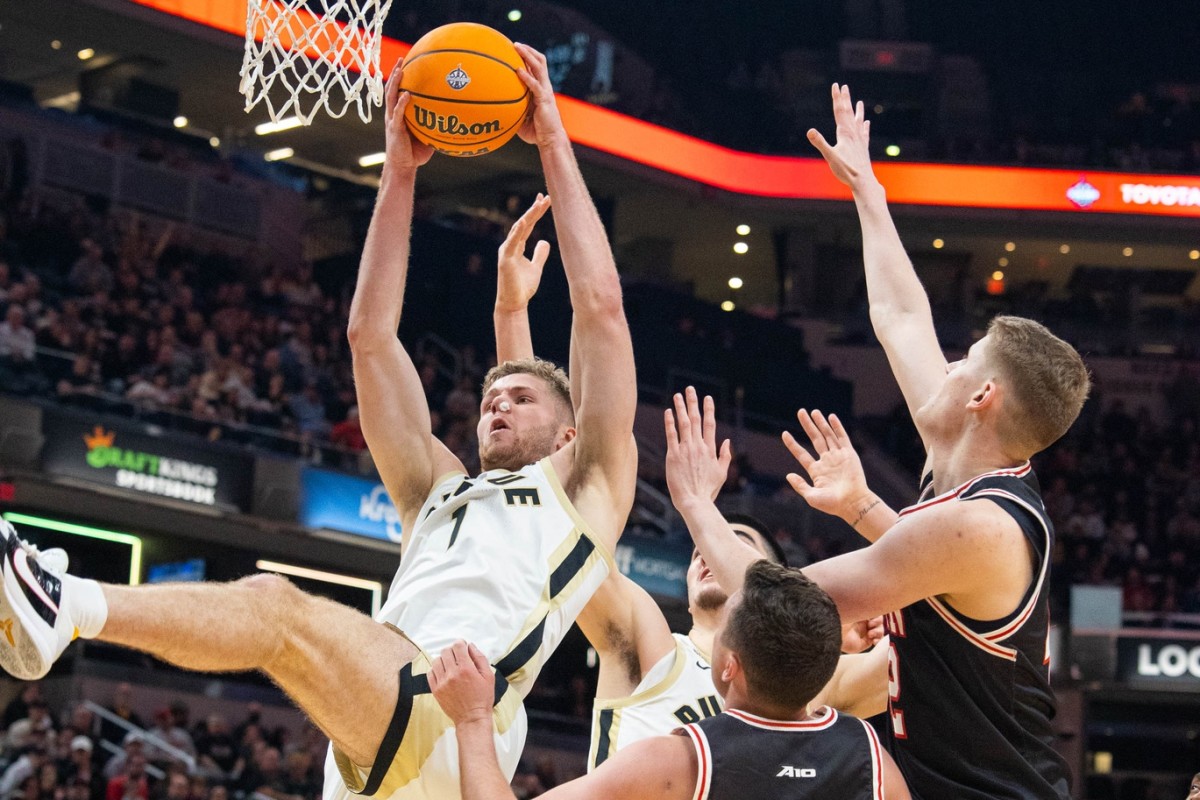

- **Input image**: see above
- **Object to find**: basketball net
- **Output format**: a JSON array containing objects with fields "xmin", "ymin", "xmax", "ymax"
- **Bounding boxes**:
[{"xmin": 240, "ymin": 0, "xmax": 394, "ymax": 125}]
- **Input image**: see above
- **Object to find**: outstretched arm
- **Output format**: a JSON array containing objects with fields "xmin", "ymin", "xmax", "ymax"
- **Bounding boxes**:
[
  {"xmin": 803, "ymin": 498, "xmax": 1033, "ymax": 625},
  {"xmin": 494, "ymin": 195, "xmax": 552, "ymax": 363},
  {"xmin": 430, "ymin": 642, "xmax": 695, "ymax": 800},
  {"xmin": 664, "ymin": 387, "xmax": 765, "ymax": 594},
  {"xmin": 808, "ymin": 83, "xmax": 947, "ymax": 437},
  {"xmin": 782, "ymin": 408, "xmax": 898, "ymax": 542},
  {"xmin": 346, "ymin": 63, "xmax": 462, "ymax": 536},
  {"xmin": 515, "ymin": 44, "xmax": 638, "ymax": 551},
  {"xmin": 492, "ymin": 198, "xmax": 672, "ymax": 696}
]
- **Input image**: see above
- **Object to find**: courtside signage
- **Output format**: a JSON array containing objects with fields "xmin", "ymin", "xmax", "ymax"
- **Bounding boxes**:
[
  {"xmin": 299, "ymin": 467, "xmax": 402, "ymax": 543},
  {"xmin": 129, "ymin": 0, "xmax": 1200, "ymax": 218},
  {"xmin": 1116, "ymin": 636, "xmax": 1200, "ymax": 687},
  {"xmin": 614, "ymin": 535, "xmax": 688, "ymax": 599},
  {"xmin": 40, "ymin": 409, "xmax": 252, "ymax": 510}
]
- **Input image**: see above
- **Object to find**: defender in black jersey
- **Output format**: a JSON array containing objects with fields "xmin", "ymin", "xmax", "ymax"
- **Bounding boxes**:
[
  {"xmin": 429, "ymin": 562, "xmax": 909, "ymax": 800},
  {"xmin": 784, "ymin": 82, "xmax": 1092, "ymax": 799}
]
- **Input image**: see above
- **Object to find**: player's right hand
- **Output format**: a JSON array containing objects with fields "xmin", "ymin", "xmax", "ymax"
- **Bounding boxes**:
[
  {"xmin": 429, "ymin": 641, "xmax": 495, "ymax": 726},
  {"xmin": 664, "ymin": 386, "xmax": 732, "ymax": 512},
  {"xmin": 496, "ymin": 194, "xmax": 552, "ymax": 313},
  {"xmin": 384, "ymin": 60, "xmax": 434, "ymax": 171},
  {"xmin": 807, "ymin": 83, "xmax": 876, "ymax": 191}
]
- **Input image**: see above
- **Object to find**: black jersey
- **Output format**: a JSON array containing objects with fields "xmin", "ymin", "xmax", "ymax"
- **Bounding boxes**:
[
  {"xmin": 885, "ymin": 464, "xmax": 1071, "ymax": 799},
  {"xmin": 678, "ymin": 707, "xmax": 886, "ymax": 799}
]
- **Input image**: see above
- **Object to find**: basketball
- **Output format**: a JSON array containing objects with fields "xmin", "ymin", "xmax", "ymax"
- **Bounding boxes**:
[{"xmin": 399, "ymin": 23, "xmax": 530, "ymax": 157}]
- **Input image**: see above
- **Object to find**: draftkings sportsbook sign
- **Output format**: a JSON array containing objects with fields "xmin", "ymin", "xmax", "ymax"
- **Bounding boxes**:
[{"xmin": 40, "ymin": 409, "xmax": 252, "ymax": 510}]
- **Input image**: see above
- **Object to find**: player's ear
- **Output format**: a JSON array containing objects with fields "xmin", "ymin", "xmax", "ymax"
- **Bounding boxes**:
[
  {"xmin": 720, "ymin": 651, "xmax": 742, "ymax": 685},
  {"xmin": 556, "ymin": 425, "xmax": 577, "ymax": 448},
  {"xmin": 967, "ymin": 380, "xmax": 998, "ymax": 411}
]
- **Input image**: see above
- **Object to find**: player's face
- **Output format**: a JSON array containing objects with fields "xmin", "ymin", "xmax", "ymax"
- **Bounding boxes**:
[
  {"xmin": 1188, "ymin": 774, "xmax": 1200, "ymax": 800},
  {"xmin": 915, "ymin": 336, "xmax": 995, "ymax": 434},
  {"xmin": 477, "ymin": 374, "xmax": 573, "ymax": 472},
  {"xmin": 708, "ymin": 592, "xmax": 739, "ymax": 700},
  {"xmin": 686, "ymin": 526, "xmax": 773, "ymax": 614}
]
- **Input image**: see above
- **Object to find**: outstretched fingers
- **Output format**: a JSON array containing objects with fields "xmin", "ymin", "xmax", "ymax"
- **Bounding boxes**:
[
  {"xmin": 828, "ymin": 412, "xmax": 853, "ymax": 447},
  {"xmin": 502, "ymin": 194, "xmax": 552, "ymax": 255},
  {"xmin": 385, "ymin": 59, "xmax": 402, "ymax": 120},
  {"xmin": 796, "ymin": 409, "xmax": 829, "ymax": 454},
  {"xmin": 782, "ymin": 430, "xmax": 817, "ymax": 472}
]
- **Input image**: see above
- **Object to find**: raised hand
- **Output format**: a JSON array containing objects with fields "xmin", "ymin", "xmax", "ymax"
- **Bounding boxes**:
[
  {"xmin": 383, "ymin": 60, "xmax": 434, "ymax": 171},
  {"xmin": 807, "ymin": 83, "xmax": 875, "ymax": 191},
  {"xmin": 783, "ymin": 409, "xmax": 874, "ymax": 523},
  {"xmin": 496, "ymin": 194, "xmax": 552, "ymax": 313},
  {"xmin": 428, "ymin": 641, "xmax": 495, "ymax": 726},
  {"xmin": 664, "ymin": 387, "xmax": 732, "ymax": 513},
  {"xmin": 513, "ymin": 43, "xmax": 568, "ymax": 148}
]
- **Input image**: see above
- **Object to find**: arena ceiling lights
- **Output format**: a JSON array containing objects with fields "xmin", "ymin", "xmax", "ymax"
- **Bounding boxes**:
[{"xmin": 128, "ymin": 0, "xmax": 1200, "ymax": 219}]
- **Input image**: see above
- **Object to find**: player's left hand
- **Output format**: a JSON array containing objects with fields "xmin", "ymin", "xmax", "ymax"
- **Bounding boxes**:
[
  {"xmin": 429, "ymin": 641, "xmax": 495, "ymax": 726},
  {"xmin": 841, "ymin": 616, "xmax": 886, "ymax": 654},
  {"xmin": 783, "ymin": 409, "xmax": 874, "ymax": 525},
  {"xmin": 665, "ymin": 386, "xmax": 732, "ymax": 512},
  {"xmin": 496, "ymin": 194, "xmax": 552, "ymax": 313},
  {"xmin": 383, "ymin": 59, "xmax": 434, "ymax": 171},
  {"xmin": 513, "ymin": 43, "xmax": 568, "ymax": 148}
]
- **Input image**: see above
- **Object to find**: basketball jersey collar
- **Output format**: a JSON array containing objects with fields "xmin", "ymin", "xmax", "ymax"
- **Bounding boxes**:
[
  {"xmin": 901, "ymin": 461, "xmax": 1032, "ymax": 517},
  {"xmin": 724, "ymin": 706, "xmax": 837, "ymax": 730}
]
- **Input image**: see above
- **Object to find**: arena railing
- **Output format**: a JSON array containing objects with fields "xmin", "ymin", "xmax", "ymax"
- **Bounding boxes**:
[{"xmin": 83, "ymin": 700, "xmax": 195, "ymax": 774}]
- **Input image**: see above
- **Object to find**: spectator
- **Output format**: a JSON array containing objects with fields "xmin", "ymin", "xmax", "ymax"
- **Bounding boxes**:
[
  {"xmin": 68, "ymin": 241, "xmax": 112, "ymax": 297},
  {"xmin": 0, "ymin": 747, "xmax": 48, "ymax": 798},
  {"xmin": 286, "ymin": 383, "xmax": 328, "ymax": 439},
  {"xmin": 328, "ymin": 406, "xmax": 366, "ymax": 454},
  {"xmin": 104, "ymin": 753, "xmax": 148, "ymax": 800},
  {"xmin": 2, "ymin": 686, "xmax": 43, "ymax": 731},
  {"xmin": 143, "ymin": 709, "xmax": 193, "ymax": 767},
  {"xmin": 98, "ymin": 686, "xmax": 143, "ymax": 753},
  {"xmin": 57, "ymin": 355, "xmax": 100, "ymax": 406},
  {"xmin": 154, "ymin": 772, "xmax": 188, "ymax": 800}
]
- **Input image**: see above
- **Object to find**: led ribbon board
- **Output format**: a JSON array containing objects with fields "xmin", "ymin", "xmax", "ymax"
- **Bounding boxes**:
[{"xmin": 128, "ymin": 0, "xmax": 1200, "ymax": 217}]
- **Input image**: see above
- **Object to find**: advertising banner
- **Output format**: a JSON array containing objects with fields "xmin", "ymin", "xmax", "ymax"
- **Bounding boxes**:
[
  {"xmin": 1116, "ymin": 636, "xmax": 1200, "ymax": 688},
  {"xmin": 299, "ymin": 467, "xmax": 402, "ymax": 544},
  {"xmin": 614, "ymin": 535, "xmax": 690, "ymax": 600},
  {"xmin": 40, "ymin": 409, "xmax": 252, "ymax": 511}
]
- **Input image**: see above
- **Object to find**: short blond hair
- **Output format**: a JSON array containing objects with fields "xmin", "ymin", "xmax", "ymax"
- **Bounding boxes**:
[
  {"xmin": 482, "ymin": 358, "xmax": 574, "ymax": 423},
  {"xmin": 987, "ymin": 315, "xmax": 1090, "ymax": 453}
]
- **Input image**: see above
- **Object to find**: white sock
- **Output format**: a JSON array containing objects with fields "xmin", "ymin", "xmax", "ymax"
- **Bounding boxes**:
[{"xmin": 63, "ymin": 575, "xmax": 108, "ymax": 639}]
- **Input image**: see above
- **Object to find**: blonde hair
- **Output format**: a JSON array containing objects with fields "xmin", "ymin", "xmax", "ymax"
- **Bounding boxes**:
[
  {"xmin": 987, "ymin": 315, "xmax": 1090, "ymax": 453},
  {"xmin": 482, "ymin": 358, "xmax": 574, "ymax": 423}
]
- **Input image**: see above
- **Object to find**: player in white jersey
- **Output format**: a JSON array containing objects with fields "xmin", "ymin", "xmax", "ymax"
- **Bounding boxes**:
[
  {"xmin": 491, "ymin": 204, "xmax": 886, "ymax": 771},
  {"xmin": 0, "ymin": 45, "xmax": 638, "ymax": 800}
]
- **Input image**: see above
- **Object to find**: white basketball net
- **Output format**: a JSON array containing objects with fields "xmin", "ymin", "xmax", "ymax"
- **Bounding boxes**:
[{"xmin": 240, "ymin": 0, "xmax": 395, "ymax": 125}]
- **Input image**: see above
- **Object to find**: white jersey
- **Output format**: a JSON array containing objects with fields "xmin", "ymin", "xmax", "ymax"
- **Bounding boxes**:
[
  {"xmin": 587, "ymin": 633, "xmax": 723, "ymax": 770},
  {"xmin": 378, "ymin": 456, "xmax": 613, "ymax": 695}
]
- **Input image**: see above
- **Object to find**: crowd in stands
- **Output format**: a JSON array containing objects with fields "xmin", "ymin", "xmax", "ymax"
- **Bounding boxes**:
[
  {"xmin": 0, "ymin": 190, "xmax": 500, "ymax": 474},
  {"xmin": 1043, "ymin": 393, "xmax": 1200, "ymax": 618},
  {"xmin": 0, "ymin": 682, "xmax": 326, "ymax": 800}
]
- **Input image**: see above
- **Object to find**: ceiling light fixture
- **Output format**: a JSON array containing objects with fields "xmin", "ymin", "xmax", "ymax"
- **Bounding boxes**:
[{"xmin": 255, "ymin": 116, "xmax": 302, "ymax": 135}]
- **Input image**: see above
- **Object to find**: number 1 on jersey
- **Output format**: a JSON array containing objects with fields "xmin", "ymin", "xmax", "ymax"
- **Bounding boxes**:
[{"xmin": 448, "ymin": 503, "xmax": 469, "ymax": 549}]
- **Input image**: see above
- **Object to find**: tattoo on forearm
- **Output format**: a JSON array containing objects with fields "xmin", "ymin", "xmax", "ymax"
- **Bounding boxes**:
[{"xmin": 851, "ymin": 499, "xmax": 881, "ymax": 528}]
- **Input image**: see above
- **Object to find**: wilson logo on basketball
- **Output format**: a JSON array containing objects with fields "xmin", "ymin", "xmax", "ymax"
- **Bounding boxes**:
[
  {"xmin": 446, "ymin": 65, "xmax": 471, "ymax": 90},
  {"xmin": 412, "ymin": 105, "xmax": 501, "ymax": 137}
]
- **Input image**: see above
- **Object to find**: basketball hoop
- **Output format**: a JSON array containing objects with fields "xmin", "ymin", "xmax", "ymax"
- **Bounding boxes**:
[{"xmin": 239, "ymin": 0, "xmax": 395, "ymax": 125}]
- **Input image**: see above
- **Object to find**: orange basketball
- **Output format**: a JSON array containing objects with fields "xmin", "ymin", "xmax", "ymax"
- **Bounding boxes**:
[{"xmin": 399, "ymin": 23, "xmax": 529, "ymax": 158}]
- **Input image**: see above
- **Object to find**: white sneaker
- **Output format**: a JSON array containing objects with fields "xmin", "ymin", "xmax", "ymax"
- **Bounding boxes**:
[{"xmin": 0, "ymin": 520, "xmax": 77, "ymax": 679}]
